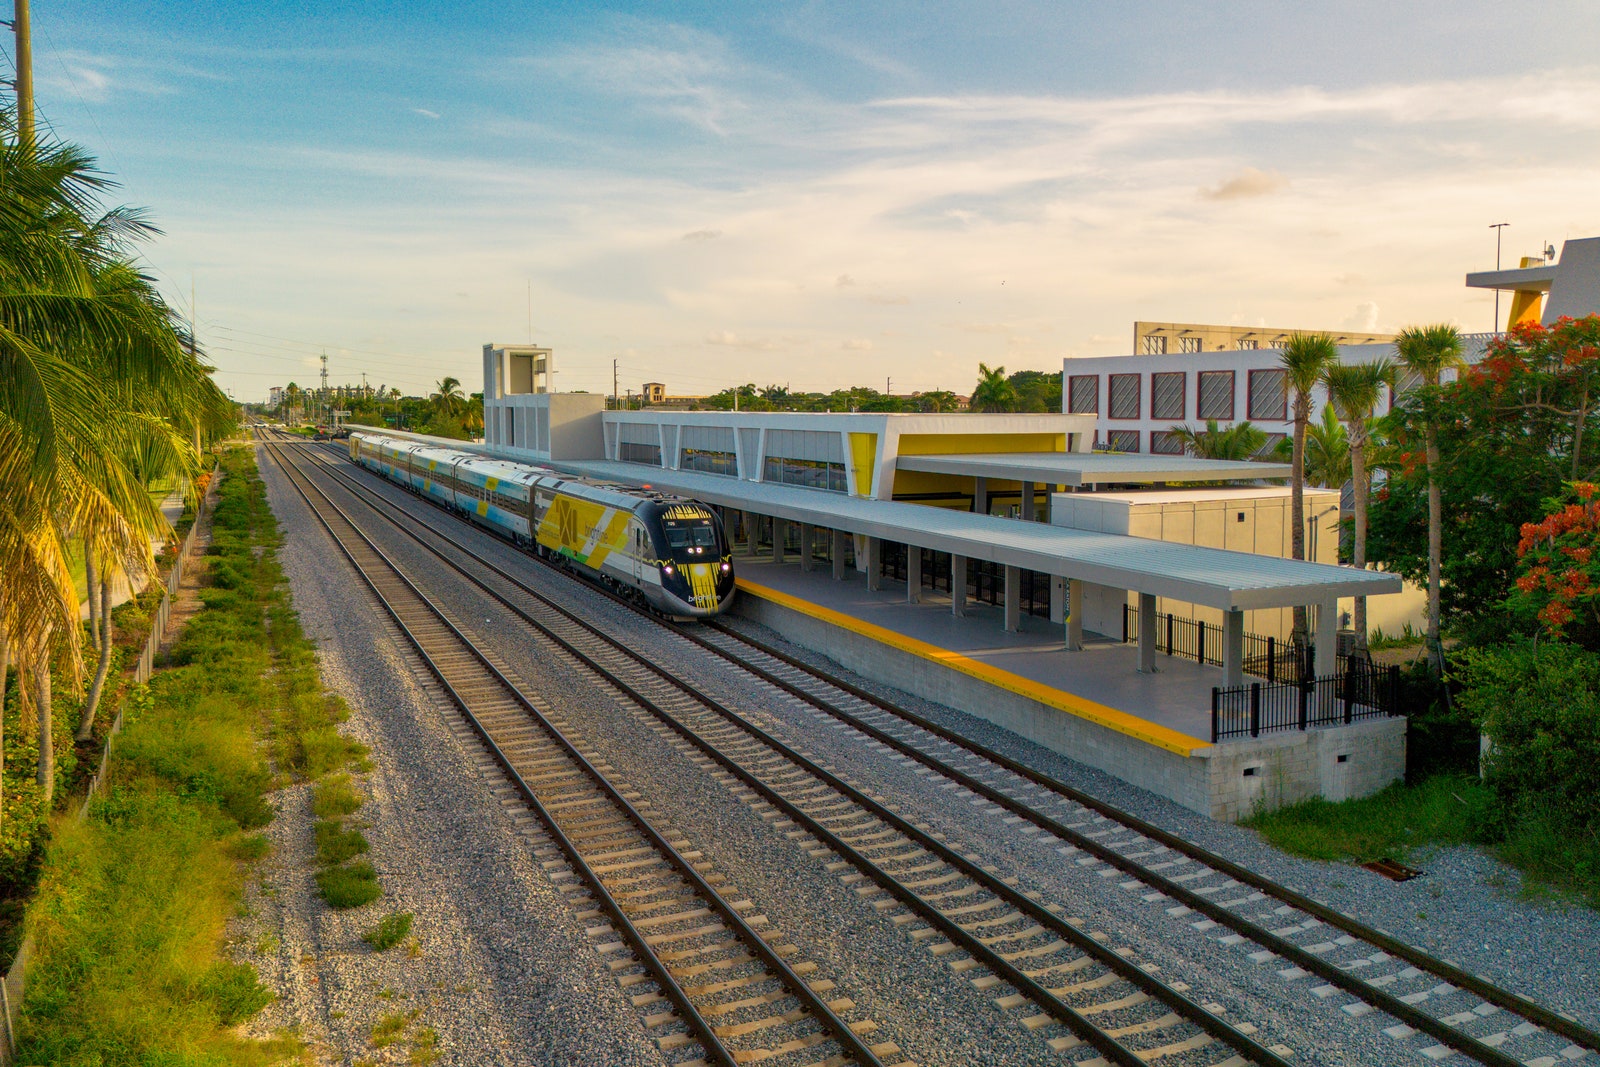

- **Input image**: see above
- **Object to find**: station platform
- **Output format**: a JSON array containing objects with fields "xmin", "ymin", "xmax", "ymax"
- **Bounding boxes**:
[
  {"xmin": 727, "ymin": 548, "xmax": 1406, "ymax": 821},
  {"xmin": 733, "ymin": 556, "xmax": 1218, "ymax": 750}
]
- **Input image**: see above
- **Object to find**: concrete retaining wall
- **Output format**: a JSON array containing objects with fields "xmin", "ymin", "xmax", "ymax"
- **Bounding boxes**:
[{"xmin": 733, "ymin": 592, "xmax": 1406, "ymax": 821}]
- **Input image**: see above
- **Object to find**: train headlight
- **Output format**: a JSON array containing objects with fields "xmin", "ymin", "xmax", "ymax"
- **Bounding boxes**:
[
  {"xmin": 720, "ymin": 561, "xmax": 731, "ymax": 572},
  {"xmin": 663, "ymin": 564, "xmax": 675, "ymax": 576}
]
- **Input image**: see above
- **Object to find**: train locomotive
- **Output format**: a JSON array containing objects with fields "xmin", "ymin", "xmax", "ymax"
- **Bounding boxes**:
[{"xmin": 347, "ymin": 431, "xmax": 735, "ymax": 619}]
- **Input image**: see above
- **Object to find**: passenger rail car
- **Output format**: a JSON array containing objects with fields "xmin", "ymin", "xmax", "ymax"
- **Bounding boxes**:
[{"xmin": 348, "ymin": 431, "xmax": 734, "ymax": 618}]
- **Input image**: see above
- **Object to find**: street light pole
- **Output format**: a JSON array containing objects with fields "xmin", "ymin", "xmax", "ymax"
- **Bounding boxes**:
[{"xmin": 1490, "ymin": 222, "xmax": 1509, "ymax": 332}]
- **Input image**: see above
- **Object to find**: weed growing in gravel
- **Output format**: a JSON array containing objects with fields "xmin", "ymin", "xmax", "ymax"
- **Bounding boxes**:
[
  {"xmin": 316, "ymin": 861, "xmax": 381, "ymax": 909},
  {"xmin": 362, "ymin": 911, "xmax": 414, "ymax": 952},
  {"xmin": 410, "ymin": 1026, "xmax": 441, "ymax": 1065},
  {"xmin": 371, "ymin": 1010, "xmax": 419, "ymax": 1047},
  {"xmin": 314, "ymin": 819, "xmax": 371, "ymax": 866},
  {"xmin": 312, "ymin": 774, "xmax": 363, "ymax": 819},
  {"xmin": 1243, "ymin": 774, "xmax": 1487, "ymax": 863}
]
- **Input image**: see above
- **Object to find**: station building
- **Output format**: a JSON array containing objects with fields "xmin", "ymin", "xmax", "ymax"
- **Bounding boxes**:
[{"xmin": 468, "ymin": 349, "xmax": 1400, "ymax": 820}]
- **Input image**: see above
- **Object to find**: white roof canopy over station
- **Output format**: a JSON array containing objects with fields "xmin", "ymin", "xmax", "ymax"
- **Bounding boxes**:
[
  {"xmin": 548, "ymin": 458, "xmax": 1397, "ymax": 613},
  {"xmin": 893, "ymin": 451, "xmax": 1290, "ymax": 487}
]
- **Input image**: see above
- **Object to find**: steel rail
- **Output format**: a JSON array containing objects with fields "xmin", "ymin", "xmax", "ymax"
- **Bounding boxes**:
[
  {"xmin": 690, "ymin": 623, "xmax": 1600, "ymax": 1060},
  {"xmin": 313, "ymin": 436, "xmax": 1598, "ymax": 1063},
  {"xmin": 291, "ymin": 439, "xmax": 1294, "ymax": 1067},
  {"xmin": 265, "ymin": 438, "xmax": 888, "ymax": 1067}
]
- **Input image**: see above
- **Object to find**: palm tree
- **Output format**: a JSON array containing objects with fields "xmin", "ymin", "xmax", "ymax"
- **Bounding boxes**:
[
  {"xmin": 1303, "ymin": 405, "xmax": 1351, "ymax": 489},
  {"xmin": 1393, "ymin": 324, "xmax": 1464, "ymax": 674},
  {"xmin": 969, "ymin": 363, "xmax": 1018, "ymax": 412},
  {"xmin": 430, "ymin": 376, "xmax": 465, "ymax": 419},
  {"xmin": 1280, "ymin": 332, "xmax": 1339, "ymax": 640},
  {"xmin": 1168, "ymin": 419, "xmax": 1268, "ymax": 461},
  {"xmin": 1, "ymin": 119, "xmax": 219, "ymax": 804},
  {"xmin": 1323, "ymin": 359, "xmax": 1394, "ymax": 653}
]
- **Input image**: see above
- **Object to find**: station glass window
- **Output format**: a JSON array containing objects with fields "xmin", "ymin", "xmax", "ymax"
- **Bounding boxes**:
[
  {"xmin": 1247, "ymin": 368, "xmax": 1288, "ymax": 421},
  {"xmin": 1178, "ymin": 335, "xmax": 1203, "ymax": 353},
  {"xmin": 680, "ymin": 448, "xmax": 738, "ymax": 476},
  {"xmin": 1108, "ymin": 374, "xmax": 1141, "ymax": 420},
  {"xmin": 1067, "ymin": 374, "xmax": 1099, "ymax": 414},
  {"xmin": 1142, "ymin": 334, "xmax": 1167, "ymax": 355},
  {"xmin": 1256, "ymin": 432, "xmax": 1288, "ymax": 459},
  {"xmin": 763, "ymin": 455, "xmax": 847, "ymax": 492},
  {"xmin": 619, "ymin": 442, "xmax": 662, "ymax": 465},
  {"xmin": 1197, "ymin": 370, "xmax": 1234, "ymax": 420},
  {"xmin": 1150, "ymin": 430, "xmax": 1186, "ymax": 455},
  {"xmin": 1106, "ymin": 429, "xmax": 1141, "ymax": 453},
  {"xmin": 1149, "ymin": 372, "xmax": 1185, "ymax": 420}
]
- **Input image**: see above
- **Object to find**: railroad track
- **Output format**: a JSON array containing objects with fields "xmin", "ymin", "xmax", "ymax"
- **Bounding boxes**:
[
  {"xmin": 283, "ymin": 437, "xmax": 1301, "ymax": 1067},
  {"xmin": 262, "ymin": 437, "xmax": 905, "ymax": 1067},
  {"xmin": 297, "ymin": 434, "xmax": 1600, "ymax": 1067}
]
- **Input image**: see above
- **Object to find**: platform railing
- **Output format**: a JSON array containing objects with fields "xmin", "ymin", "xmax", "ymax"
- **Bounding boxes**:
[{"xmin": 1209, "ymin": 659, "xmax": 1401, "ymax": 743}]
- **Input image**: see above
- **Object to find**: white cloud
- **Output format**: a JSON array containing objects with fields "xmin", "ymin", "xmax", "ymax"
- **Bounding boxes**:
[
  {"xmin": 412, "ymin": 108, "xmax": 441, "ymax": 120},
  {"xmin": 1202, "ymin": 167, "xmax": 1288, "ymax": 201},
  {"xmin": 841, "ymin": 338, "xmax": 873, "ymax": 351},
  {"xmin": 681, "ymin": 229, "xmax": 722, "ymax": 241}
]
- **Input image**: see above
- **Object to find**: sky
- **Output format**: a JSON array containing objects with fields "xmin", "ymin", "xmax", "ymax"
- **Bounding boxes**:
[{"xmin": 16, "ymin": 1, "xmax": 1600, "ymax": 403}]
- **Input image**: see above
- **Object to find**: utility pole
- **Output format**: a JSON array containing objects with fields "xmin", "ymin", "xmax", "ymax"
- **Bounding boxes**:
[
  {"xmin": 886, "ymin": 376, "xmax": 892, "ymax": 396},
  {"xmin": 13, "ymin": 0, "xmax": 33, "ymax": 147},
  {"xmin": 320, "ymin": 352, "xmax": 329, "ymax": 427},
  {"xmin": 361, "ymin": 371, "xmax": 368, "ymax": 399},
  {"xmin": 613, "ymin": 359, "xmax": 619, "ymax": 411},
  {"xmin": 1490, "ymin": 222, "xmax": 1509, "ymax": 332}
]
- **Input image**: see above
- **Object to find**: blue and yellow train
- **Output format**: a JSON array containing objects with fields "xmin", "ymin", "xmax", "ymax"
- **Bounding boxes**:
[{"xmin": 348, "ymin": 431, "xmax": 735, "ymax": 619}]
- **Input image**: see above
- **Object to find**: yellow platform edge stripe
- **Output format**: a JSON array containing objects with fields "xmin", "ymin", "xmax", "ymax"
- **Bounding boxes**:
[{"xmin": 733, "ymin": 578, "xmax": 1206, "ymax": 757}]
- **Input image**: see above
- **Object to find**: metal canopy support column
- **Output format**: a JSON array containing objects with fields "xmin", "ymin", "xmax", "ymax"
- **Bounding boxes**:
[
  {"xmin": 1223, "ymin": 608, "xmax": 1245, "ymax": 687},
  {"xmin": 799, "ymin": 524, "xmax": 814, "ymax": 572},
  {"xmin": 745, "ymin": 510, "xmax": 758, "ymax": 557},
  {"xmin": 1137, "ymin": 592, "xmax": 1158, "ymax": 673},
  {"xmin": 865, "ymin": 537, "xmax": 883, "ymax": 591},
  {"xmin": 1066, "ymin": 579, "xmax": 1084, "ymax": 652},
  {"xmin": 832, "ymin": 529, "xmax": 848, "ymax": 581},
  {"xmin": 973, "ymin": 477, "xmax": 989, "ymax": 516},
  {"xmin": 1003, "ymin": 565, "xmax": 1021, "ymax": 632},
  {"xmin": 1049, "ymin": 575, "xmax": 1065, "ymax": 624},
  {"xmin": 1314, "ymin": 598, "xmax": 1337, "ymax": 677},
  {"xmin": 951, "ymin": 554, "xmax": 967, "ymax": 616},
  {"xmin": 906, "ymin": 545, "xmax": 922, "ymax": 602},
  {"xmin": 1021, "ymin": 481, "xmax": 1035, "ymax": 521},
  {"xmin": 772, "ymin": 518, "xmax": 787, "ymax": 565}
]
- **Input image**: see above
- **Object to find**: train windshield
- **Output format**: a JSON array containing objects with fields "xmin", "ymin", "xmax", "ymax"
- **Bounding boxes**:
[{"xmin": 665, "ymin": 525, "xmax": 717, "ymax": 549}]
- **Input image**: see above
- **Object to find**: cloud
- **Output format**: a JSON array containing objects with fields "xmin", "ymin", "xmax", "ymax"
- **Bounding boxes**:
[
  {"xmin": 1342, "ymin": 301, "xmax": 1381, "ymax": 331},
  {"xmin": 1201, "ymin": 167, "xmax": 1288, "ymax": 201},
  {"xmin": 704, "ymin": 330, "xmax": 781, "ymax": 351},
  {"xmin": 681, "ymin": 229, "xmax": 722, "ymax": 241},
  {"xmin": 836, "ymin": 274, "xmax": 856, "ymax": 287},
  {"xmin": 841, "ymin": 338, "xmax": 873, "ymax": 351},
  {"xmin": 412, "ymin": 108, "xmax": 441, "ymax": 120}
]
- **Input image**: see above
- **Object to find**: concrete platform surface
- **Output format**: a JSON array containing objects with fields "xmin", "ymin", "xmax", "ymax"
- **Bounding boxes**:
[{"xmin": 735, "ymin": 553, "xmax": 1232, "ymax": 744}]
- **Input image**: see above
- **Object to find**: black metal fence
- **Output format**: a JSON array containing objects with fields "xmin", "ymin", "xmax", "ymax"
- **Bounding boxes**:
[
  {"xmin": 1210, "ymin": 659, "xmax": 1402, "ymax": 742},
  {"xmin": 1122, "ymin": 603, "xmax": 1336, "ymax": 684}
]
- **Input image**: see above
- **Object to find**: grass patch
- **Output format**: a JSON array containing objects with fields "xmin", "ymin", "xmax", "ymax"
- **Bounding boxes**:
[
  {"xmin": 314, "ymin": 819, "xmax": 370, "ymax": 866},
  {"xmin": 1243, "ymin": 775, "xmax": 1486, "ymax": 865},
  {"xmin": 312, "ymin": 774, "xmax": 363, "ymax": 819},
  {"xmin": 371, "ymin": 1009, "xmax": 419, "ymax": 1048},
  {"xmin": 362, "ymin": 912, "xmax": 413, "ymax": 952},
  {"xmin": 410, "ymin": 1026, "xmax": 440, "ymax": 1065},
  {"xmin": 15, "ymin": 447, "xmax": 302, "ymax": 1065},
  {"xmin": 317, "ymin": 861, "xmax": 381, "ymax": 909}
]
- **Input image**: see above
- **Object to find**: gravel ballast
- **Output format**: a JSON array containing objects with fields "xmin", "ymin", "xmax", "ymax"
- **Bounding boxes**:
[
  {"xmin": 243, "ymin": 442, "xmax": 666, "ymax": 1067},
  {"xmin": 285, "ymin": 443, "xmax": 1600, "ymax": 1065}
]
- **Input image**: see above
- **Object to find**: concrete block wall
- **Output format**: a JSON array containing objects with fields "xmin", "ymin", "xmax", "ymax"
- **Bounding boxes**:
[{"xmin": 733, "ymin": 592, "xmax": 1406, "ymax": 820}]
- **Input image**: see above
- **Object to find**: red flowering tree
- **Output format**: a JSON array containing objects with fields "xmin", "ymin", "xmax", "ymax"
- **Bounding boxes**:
[{"xmin": 1510, "ymin": 481, "xmax": 1600, "ymax": 648}]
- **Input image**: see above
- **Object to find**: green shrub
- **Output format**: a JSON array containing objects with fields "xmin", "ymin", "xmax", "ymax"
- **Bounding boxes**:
[
  {"xmin": 317, "ymin": 862, "xmax": 381, "ymax": 909},
  {"xmin": 197, "ymin": 960, "xmax": 275, "ymax": 1025},
  {"xmin": 312, "ymin": 774, "xmax": 363, "ymax": 819},
  {"xmin": 362, "ymin": 911, "xmax": 413, "ymax": 952},
  {"xmin": 314, "ymin": 819, "xmax": 369, "ymax": 866}
]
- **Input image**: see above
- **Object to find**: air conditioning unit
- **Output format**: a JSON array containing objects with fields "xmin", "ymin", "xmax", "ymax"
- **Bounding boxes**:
[{"xmin": 1335, "ymin": 629, "xmax": 1358, "ymax": 658}]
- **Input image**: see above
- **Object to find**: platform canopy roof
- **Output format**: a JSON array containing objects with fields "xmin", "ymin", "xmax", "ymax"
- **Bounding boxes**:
[
  {"xmin": 548, "ymin": 458, "xmax": 1397, "ymax": 612},
  {"xmin": 893, "ymin": 451, "xmax": 1290, "ymax": 486}
]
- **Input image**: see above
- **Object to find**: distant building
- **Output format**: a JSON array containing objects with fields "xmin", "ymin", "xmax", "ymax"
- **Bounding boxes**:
[
  {"xmin": 269, "ymin": 386, "xmax": 282, "ymax": 408},
  {"xmin": 642, "ymin": 382, "xmax": 666, "ymax": 404},
  {"xmin": 1132, "ymin": 321, "xmax": 1393, "ymax": 355}
]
